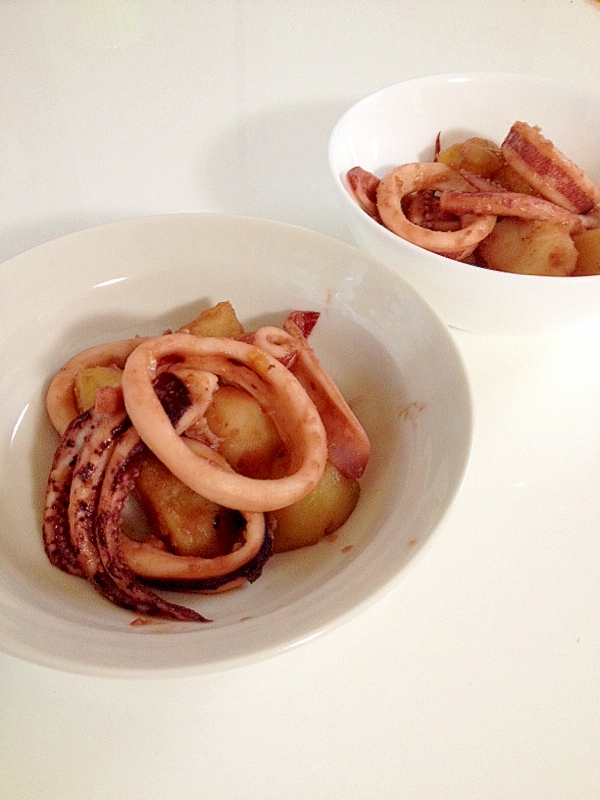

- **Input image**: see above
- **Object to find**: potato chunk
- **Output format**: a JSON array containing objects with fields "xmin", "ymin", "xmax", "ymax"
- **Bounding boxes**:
[
  {"xmin": 477, "ymin": 218, "xmax": 578, "ymax": 276},
  {"xmin": 135, "ymin": 454, "xmax": 243, "ymax": 558},
  {"xmin": 205, "ymin": 385, "xmax": 283, "ymax": 478},
  {"xmin": 572, "ymin": 227, "xmax": 600, "ymax": 276},
  {"xmin": 179, "ymin": 300, "xmax": 244, "ymax": 338},
  {"xmin": 270, "ymin": 461, "xmax": 360, "ymax": 553},
  {"xmin": 491, "ymin": 162, "xmax": 537, "ymax": 195},
  {"xmin": 437, "ymin": 137, "xmax": 503, "ymax": 178},
  {"xmin": 74, "ymin": 365, "xmax": 123, "ymax": 412}
]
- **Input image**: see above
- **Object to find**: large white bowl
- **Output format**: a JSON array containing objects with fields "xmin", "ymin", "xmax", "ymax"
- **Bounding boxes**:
[
  {"xmin": 0, "ymin": 214, "xmax": 473, "ymax": 677},
  {"xmin": 329, "ymin": 72, "xmax": 600, "ymax": 335}
]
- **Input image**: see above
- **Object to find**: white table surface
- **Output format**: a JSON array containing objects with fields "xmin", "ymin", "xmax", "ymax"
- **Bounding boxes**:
[{"xmin": 1, "ymin": 2, "xmax": 599, "ymax": 798}]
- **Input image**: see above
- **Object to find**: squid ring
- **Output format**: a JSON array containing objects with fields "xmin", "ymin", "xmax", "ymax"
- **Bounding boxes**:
[
  {"xmin": 121, "ymin": 333, "xmax": 328, "ymax": 512},
  {"xmin": 45, "ymin": 337, "xmax": 147, "ymax": 435},
  {"xmin": 376, "ymin": 162, "xmax": 497, "ymax": 260},
  {"xmin": 117, "ymin": 439, "xmax": 268, "ymax": 584}
]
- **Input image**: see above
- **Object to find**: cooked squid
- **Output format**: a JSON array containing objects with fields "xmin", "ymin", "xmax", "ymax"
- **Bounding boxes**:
[
  {"xmin": 501, "ymin": 121, "xmax": 600, "ymax": 215},
  {"xmin": 375, "ymin": 162, "xmax": 496, "ymax": 260},
  {"xmin": 43, "ymin": 306, "xmax": 370, "ymax": 622},
  {"xmin": 347, "ymin": 119, "xmax": 600, "ymax": 275},
  {"xmin": 121, "ymin": 333, "xmax": 328, "ymax": 513}
]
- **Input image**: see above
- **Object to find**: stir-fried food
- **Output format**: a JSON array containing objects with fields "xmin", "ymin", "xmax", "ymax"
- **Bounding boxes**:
[
  {"xmin": 42, "ymin": 302, "xmax": 371, "ymax": 622},
  {"xmin": 347, "ymin": 122, "xmax": 600, "ymax": 276}
]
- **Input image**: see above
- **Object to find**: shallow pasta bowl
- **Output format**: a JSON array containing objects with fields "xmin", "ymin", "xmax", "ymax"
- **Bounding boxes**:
[
  {"xmin": 0, "ymin": 214, "xmax": 472, "ymax": 677},
  {"xmin": 329, "ymin": 72, "xmax": 600, "ymax": 335}
]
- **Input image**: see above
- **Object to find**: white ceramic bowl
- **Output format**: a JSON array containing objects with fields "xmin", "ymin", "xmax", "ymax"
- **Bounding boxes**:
[
  {"xmin": 329, "ymin": 72, "xmax": 600, "ymax": 335},
  {"xmin": 0, "ymin": 214, "xmax": 473, "ymax": 677}
]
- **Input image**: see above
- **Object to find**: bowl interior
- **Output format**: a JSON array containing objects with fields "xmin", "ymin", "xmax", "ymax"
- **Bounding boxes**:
[
  {"xmin": 330, "ymin": 72, "xmax": 600, "ymax": 184},
  {"xmin": 0, "ymin": 214, "xmax": 472, "ymax": 676}
]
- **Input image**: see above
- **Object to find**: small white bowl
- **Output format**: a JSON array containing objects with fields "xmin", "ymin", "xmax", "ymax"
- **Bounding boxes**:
[
  {"xmin": 329, "ymin": 72, "xmax": 600, "ymax": 335},
  {"xmin": 0, "ymin": 214, "xmax": 472, "ymax": 676}
]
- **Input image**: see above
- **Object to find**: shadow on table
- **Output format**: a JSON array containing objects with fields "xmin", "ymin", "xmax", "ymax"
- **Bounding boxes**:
[{"xmin": 0, "ymin": 98, "xmax": 358, "ymax": 265}]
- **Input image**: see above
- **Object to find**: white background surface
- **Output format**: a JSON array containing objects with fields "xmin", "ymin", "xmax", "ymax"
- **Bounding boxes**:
[{"xmin": 1, "ymin": 2, "xmax": 599, "ymax": 798}]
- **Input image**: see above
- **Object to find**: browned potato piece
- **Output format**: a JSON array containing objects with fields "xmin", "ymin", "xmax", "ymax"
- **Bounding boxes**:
[
  {"xmin": 270, "ymin": 461, "xmax": 360, "ymax": 553},
  {"xmin": 135, "ymin": 454, "xmax": 242, "ymax": 558},
  {"xmin": 437, "ymin": 137, "xmax": 503, "ymax": 178},
  {"xmin": 179, "ymin": 300, "xmax": 244, "ymax": 338},
  {"xmin": 205, "ymin": 385, "xmax": 284, "ymax": 478},
  {"xmin": 572, "ymin": 227, "xmax": 600, "ymax": 276},
  {"xmin": 73, "ymin": 365, "xmax": 123, "ymax": 412},
  {"xmin": 491, "ymin": 162, "xmax": 537, "ymax": 195},
  {"xmin": 477, "ymin": 218, "xmax": 578, "ymax": 276}
]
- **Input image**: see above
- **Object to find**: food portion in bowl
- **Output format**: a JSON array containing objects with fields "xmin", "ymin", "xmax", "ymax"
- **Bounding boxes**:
[
  {"xmin": 347, "ymin": 121, "xmax": 600, "ymax": 277},
  {"xmin": 43, "ymin": 301, "xmax": 371, "ymax": 623}
]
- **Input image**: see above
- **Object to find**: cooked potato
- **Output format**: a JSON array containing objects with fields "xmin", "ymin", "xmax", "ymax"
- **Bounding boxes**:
[
  {"xmin": 179, "ymin": 300, "xmax": 244, "ymax": 338},
  {"xmin": 270, "ymin": 461, "xmax": 360, "ymax": 553},
  {"xmin": 491, "ymin": 162, "xmax": 537, "ymax": 194},
  {"xmin": 572, "ymin": 227, "xmax": 600, "ymax": 276},
  {"xmin": 205, "ymin": 385, "xmax": 283, "ymax": 478},
  {"xmin": 437, "ymin": 137, "xmax": 503, "ymax": 178},
  {"xmin": 477, "ymin": 218, "xmax": 578, "ymax": 276},
  {"xmin": 73, "ymin": 365, "xmax": 123, "ymax": 412},
  {"xmin": 135, "ymin": 454, "xmax": 242, "ymax": 558}
]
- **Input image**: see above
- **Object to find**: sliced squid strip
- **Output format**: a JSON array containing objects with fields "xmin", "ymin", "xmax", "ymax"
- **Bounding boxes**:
[
  {"xmin": 285, "ymin": 310, "xmax": 320, "ymax": 339},
  {"xmin": 439, "ymin": 190, "xmax": 582, "ymax": 232},
  {"xmin": 43, "ymin": 410, "xmax": 95, "ymax": 577},
  {"xmin": 501, "ymin": 122, "xmax": 600, "ymax": 214},
  {"xmin": 579, "ymin": 206, "xmax": 600, "ymax": 231},
  {"xmin": 459, "ymin": 170, "xmax": 509, "ymax": 193},
  {"xmin": 45, "ymin": 337, "xmax": 147, "ymax": 435},
  {"xmin": 375, "ymin": 163, "xmax": 496, "ymax": 260},
  {"xmin": 247, "ymin": 316, "xmax": 371, "ymax": 479},
  {"xmin": 282, "ymin": 314, "xmax": 371, "ymax": 479},
  {"xmin": 121, "ymin": 333, "xmax": 328, "ymax": 512}
]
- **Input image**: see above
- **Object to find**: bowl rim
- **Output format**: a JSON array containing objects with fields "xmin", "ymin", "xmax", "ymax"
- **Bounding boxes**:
[{"xmin": 329, "ymin": 69, "xmax": 600, "ymax": 146}]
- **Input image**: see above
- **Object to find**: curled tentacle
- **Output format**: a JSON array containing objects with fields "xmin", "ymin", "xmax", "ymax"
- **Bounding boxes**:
[
  {"xmin": 94, "ymin": 426, "xmax": 211, "ymax": 622},
  {"xmin": 403, "ymin": 191, "xmax": 462, "ymax": 232},
  {"xmin": 43, "ymin": 410, "xmax": 94, "ymax": 577},
  {"xmin": 67, "ymin": 388, "xmax": 129, "ymax": 576}
]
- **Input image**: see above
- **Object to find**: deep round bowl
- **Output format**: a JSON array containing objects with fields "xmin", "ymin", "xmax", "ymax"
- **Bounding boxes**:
[
  {"xmin": 329, "ymin": 72, "xmax": 600, "ymax": 335},
  {"xmin": 0, "ymin": 214, "xmax": 473, "ymax": 677}
]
